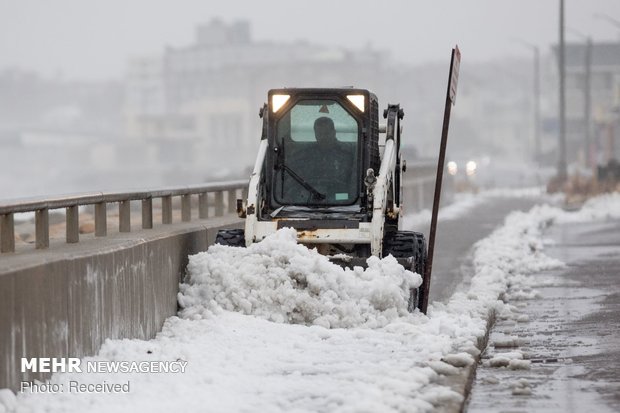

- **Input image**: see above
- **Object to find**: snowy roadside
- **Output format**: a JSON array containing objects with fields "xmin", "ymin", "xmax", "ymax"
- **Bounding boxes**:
[{"xmin": 7, "ymin": 192, "xmax": 620, "ymax": 413}]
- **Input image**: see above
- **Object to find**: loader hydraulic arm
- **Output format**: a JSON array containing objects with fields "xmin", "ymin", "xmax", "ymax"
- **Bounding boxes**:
[{"xmin": 369, "ymin": 104, "xmax": 403, "ymax": 256}]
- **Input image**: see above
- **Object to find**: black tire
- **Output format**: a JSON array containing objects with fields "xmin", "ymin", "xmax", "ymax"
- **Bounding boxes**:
[
  {"xmin": 215, "ymin": 228, "xmax": 246, "ymax": 247},
  {"xmin": 383, "ymin": 231, "xmax": 427, "ymax": 312}
]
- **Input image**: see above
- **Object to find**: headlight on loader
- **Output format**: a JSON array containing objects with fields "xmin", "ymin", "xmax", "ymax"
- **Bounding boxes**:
[{"xmin": 271, "ymin": 94, "xmax": 290, "ymax": 113}]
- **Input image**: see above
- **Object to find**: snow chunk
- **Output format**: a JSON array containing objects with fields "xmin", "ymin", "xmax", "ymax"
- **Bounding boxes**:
[
  {"xmin": 482, "ymin": 375, "xmax": 500, "ymax": 385},
  {"xmin": 180, "ymin": 228, "xmax": 421, "ymax": 329},
  {"xmin": 508, "ymin": 359, "xmax": 531, "ymax": 370},
  {"xmin": 442, "ymin": 353, "xmax": 475, "ymax": 368},
  {"xmin": 428, "ymin": 361, "xmax": 460, "ymax": 376},
  {"xmin": 492, "ymin": 335, "xmax": 521, "ymax": 348},
  {"xmin": 511, "ymin": 378, "xmax": 532, "ymax": 395},
  {"xmin": 489, "ymin": 351, "xmax": 523, "ymax": 368},
  {"xmin": 489, "ymin": 357, "xmax": 510, "ymax": 368}
]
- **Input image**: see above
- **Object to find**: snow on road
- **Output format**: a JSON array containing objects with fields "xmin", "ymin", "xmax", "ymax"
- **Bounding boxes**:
[{"xmin": 10, "ymin": 192, "xmax": 620, "ymax": 413}]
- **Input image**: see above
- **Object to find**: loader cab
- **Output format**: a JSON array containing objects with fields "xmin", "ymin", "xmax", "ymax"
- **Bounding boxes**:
[{"xmin": 262, "ymin": 88, "xmax": 380, "ymax": 220}]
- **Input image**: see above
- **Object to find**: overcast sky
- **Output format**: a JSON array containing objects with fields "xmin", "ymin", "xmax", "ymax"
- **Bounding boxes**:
[{"xmin": 1, "ymin": 0, "xmax": 619, "ymax": 81}]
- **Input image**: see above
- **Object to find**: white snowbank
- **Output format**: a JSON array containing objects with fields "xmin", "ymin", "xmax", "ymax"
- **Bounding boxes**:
[
  {"xmin": 556, "ymin": 192, "xmax": 620, "ymax": 223},
  {"xmin": 179, "ymin": 228, "xmax": 420, "ymax": 329},
  {"xmin": 12, "ymin": 192, "xmax": 620, "ymax": 412}
]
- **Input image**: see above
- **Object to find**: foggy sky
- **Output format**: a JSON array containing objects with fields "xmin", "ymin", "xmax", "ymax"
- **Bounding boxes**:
[{"xmin": 1, "ymin": 0, "xmax": 619, "ymax": 81}]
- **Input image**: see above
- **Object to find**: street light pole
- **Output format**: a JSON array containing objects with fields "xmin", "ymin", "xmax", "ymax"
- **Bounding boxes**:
[
  {"xmin": 534, "ymin": 46, "xmax": 541, "ymax": 166},
  {"xmin": 558, "ymin": 0, "xmax": 567, "ymax": 180},
  {"xmin": 585, "ymin": 37, "xmax": 592, "ymax": 169}
]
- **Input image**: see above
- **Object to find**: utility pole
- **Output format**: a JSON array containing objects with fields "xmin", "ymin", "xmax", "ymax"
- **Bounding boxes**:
[
  {"xmin": 533, "ymin": 46, "xmax": 541, "ymax": 165},
  {"xmin": 585, "ymin": 37, "xmax": 592, "ymax": 169},
  {"xmin": 558, "ymin": 0, "xmax": 567, "ymax": 181}
]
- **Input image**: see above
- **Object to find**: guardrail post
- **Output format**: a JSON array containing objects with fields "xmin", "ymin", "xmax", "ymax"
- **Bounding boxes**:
[
  {"xmin": 142, "ymin": 198, "xmax": 153, "ymax": 229},
  {"xmin": 215, "ymin": 191, "xmax": 224, "ymax": 217},
  {"xmin": 95, "ymin": 202, "xmax": 107, "ymax": 237},
  {"xmin": 162, "ymin": 196, "xmax": 172, "ymax": 224},
  {"xmin": 227, "ymin": 189, "xmax": 237, "ymax": 214},
  {"xmin": 119, "ymin": 200, "xmax": 131, "ymax": 232},
  {"xmin": 198, "ymin": 193, "xmax": 208, "ymax": 219},
  {"xmin": 1, "ymin": 213, "xmax": 15, "ymax": 253},
  {"xmin": 66, "ymin": 206, "xmax": 79, "ymax": 243},
  {"xmin": 35, "ymin": 209, "xmax": 49, "ymax": 249},
  {"xmin": 181, "ymin": 194, "xmax": 191, "ymax": 222}
]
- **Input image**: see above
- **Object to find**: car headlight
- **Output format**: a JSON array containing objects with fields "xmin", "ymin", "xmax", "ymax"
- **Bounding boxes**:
[
  {"xmin": 447, "ymin": 161, "xmax": 458, "ymax": 176},
  {"xmin": 466, "ymin": 161, "xmax": 477, "ymax": 176}
]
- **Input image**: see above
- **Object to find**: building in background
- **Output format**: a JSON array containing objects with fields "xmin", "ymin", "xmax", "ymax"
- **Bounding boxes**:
[{"xmin": 124, "ymin": 19, "xmax": 390, "ymax": 179}]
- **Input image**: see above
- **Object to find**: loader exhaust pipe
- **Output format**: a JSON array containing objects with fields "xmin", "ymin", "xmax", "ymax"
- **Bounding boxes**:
[{"xmin": 420, "ymin": 46, "xmax": 461, "ymax": 314}]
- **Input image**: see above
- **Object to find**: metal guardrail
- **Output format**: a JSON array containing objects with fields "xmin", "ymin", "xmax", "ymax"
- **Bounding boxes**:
[{"xmin": 0, "ymin": 180, "xmax": 248, "ymax": 253}]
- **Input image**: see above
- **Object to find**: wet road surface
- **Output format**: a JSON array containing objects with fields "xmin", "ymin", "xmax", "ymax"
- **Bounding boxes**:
[{"xmin": 467, "ymin": 218, "xmax": 620, "ymax": 412}]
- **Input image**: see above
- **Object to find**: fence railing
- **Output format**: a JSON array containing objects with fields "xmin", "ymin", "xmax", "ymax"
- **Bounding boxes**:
[{"xmin": 0, "ymin": 180, "xmax": 248, "ymax": 254}]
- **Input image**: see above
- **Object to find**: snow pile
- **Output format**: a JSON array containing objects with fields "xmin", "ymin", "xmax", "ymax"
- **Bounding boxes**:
[
  {"xmin": 556, "ymin": 192, "xmax": 620, "ymax": 223},
  {"xmin": 179, "ymin": 228, "xmax": 420, "ymax": 329}
]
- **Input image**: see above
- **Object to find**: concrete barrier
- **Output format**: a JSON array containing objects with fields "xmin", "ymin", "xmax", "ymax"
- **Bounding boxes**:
[{"xmin": 0, "ymin": 216, "xmax": 242, "ymax": 391}]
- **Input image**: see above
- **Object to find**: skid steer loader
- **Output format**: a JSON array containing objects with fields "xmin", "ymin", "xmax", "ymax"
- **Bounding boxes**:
[{"xmin": 216, "ymin": 88, "xmax": 428, "ymax": 312}]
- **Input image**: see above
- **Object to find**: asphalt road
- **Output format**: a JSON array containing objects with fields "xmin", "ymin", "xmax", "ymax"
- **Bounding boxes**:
[{"xmin": 467, "ymin": 217, "xmax": 620, "ymax": 412}]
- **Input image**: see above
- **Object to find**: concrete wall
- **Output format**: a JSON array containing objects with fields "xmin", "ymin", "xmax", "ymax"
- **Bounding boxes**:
[{"xmin": 0, "ymin": 217, "xmax": 242, "ymax": 391}]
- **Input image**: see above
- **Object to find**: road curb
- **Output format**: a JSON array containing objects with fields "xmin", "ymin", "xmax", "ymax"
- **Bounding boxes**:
[{"xmin": 436, "ymin": 308, "xmax": 497, "ymax": 413}]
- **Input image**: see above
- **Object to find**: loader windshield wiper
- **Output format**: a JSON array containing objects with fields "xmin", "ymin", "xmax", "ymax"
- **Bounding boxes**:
[
  {"xmin": 275, "ymin": 142, "xmax": 325, "ymax": 201},
  {"xmin": 279, "ymin": 162, "xmax": 326, "ymax": 201}
]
